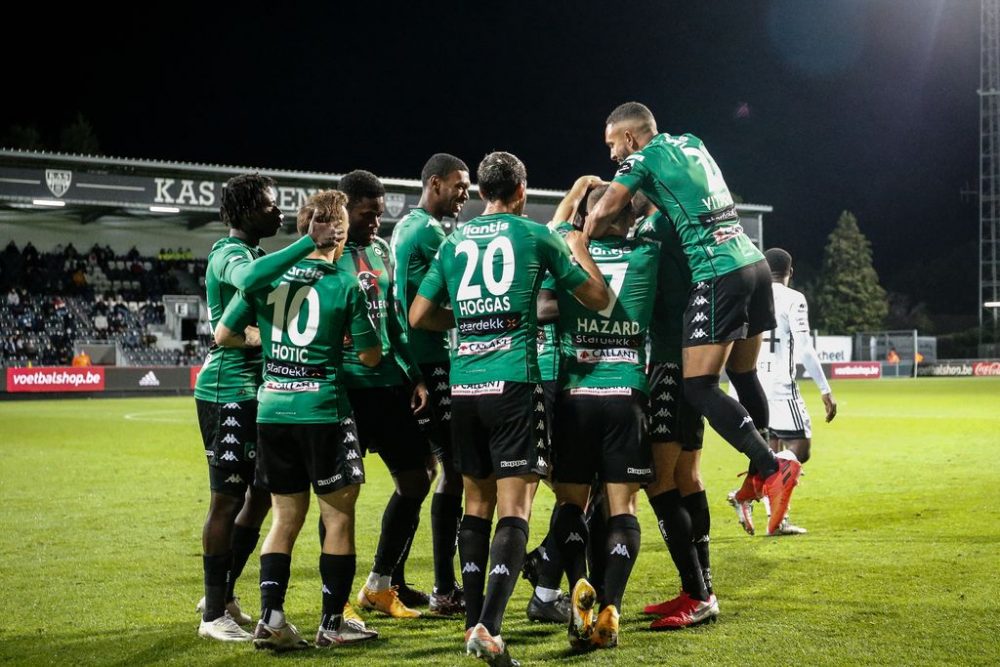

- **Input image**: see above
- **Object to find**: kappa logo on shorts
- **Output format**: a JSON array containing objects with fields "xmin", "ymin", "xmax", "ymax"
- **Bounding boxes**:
[
  {"xmin": 690, "ymin": 328, "xmax": 708, "ymax": 340},
  {"xmin": 221, "ymin": 433, "xmax": 239, "ymax": 445},
  {"xmin": 662, "ymin": 375, "xmax": 677, "ymax": 386},
  {"xmin": 657, "ymin": 392, "xmax": 670, "ymax": 401},
  {"xmin": 653, "ymin": 425, "xmax": 670, "ymax": 435},
  {"xmin": 351, "ymin": 466, "xmax": 363, "ymax": 477},
  {"xmin": 627, "ymin": 467, "xmax": 652, "ymax": 476},
  {"xmin": 443, "ymin": 411, "xmax": 451, "ymax": 420},
  {"xmin": 610, "ymin": 543, "xmax": 631, "ymax": 558},
  {"xmin": 462, "ymin": 562, "xmax": 481, "ymax": 574},
  {"xmin": 318, "ymin": 473, "xmax": 343, "ymax": 486},
  {"xmin": 536, "ymin": 457, "xmax": 547, "ymax": 470},
  {"xmin": 654, "ymin": 408, "xmax": 672, "ymax": 418},
  {"xmin": 691, "ymin": 312, "xmax": 708, "ymax": 323},
  {"xmin": 693, "ymin": 296, "xmax": 709, "ymax": 306},
  {"xmin": 322, "ymin": 585, "xmax": 332, "ymax": 595},
  {"xmin": 490, "ymin": 564, "xmax": 511, "ymax": 576},
  {"xmin": 222, "ymin": 416, "xmax": 240, "ymax": 427},
  {"xmin": 223, "ymin": 403, "xmax": 241, "ymax": 410},
  {"xmin": 346, "ymin": 449, "xmax": 359, "ymax": 460},
  {"xmin": 435, "ymin": 382, "xmax": 449, "ymax": 392},
  {"xmin": 565, "ymin": 532, "xmax": 584, "ymax": 544},
  {"xmin": 220, "ymin": 451, "xmax": 238, "ymax": 462},
  {"xmin": 204, "ymin": 449, "xmax": 214, "ymax": 457},
  {"xmin": 432, "ymin": 367, "xmax": 447, "ymax": 377},
  {"xmin": 536, "ymin": 419, "xmax": 545, "ymax": 431},
  {"xmin": 535, "ymin": 402, "xmax": 545, "ymax": 413},
  {"xmin": 695, "ymin": 282, "xmax": 708, "ymax": 290},
  {"xmin": 739, "ymin": 416, "xmax": 754, "ymax": 428},
  {"xmin": 499, "ymin": 459, "xmax": 528, "ymax": 469},
  {"xmin": 343, "ymin": 417, "xmax": 354, "ymax": 425},
  {"xmin": 224, "ymin": 474, "xmax": 244, "ymax": 484},
  {"xmin": 344, "ymin": 431, "xmax": 357, "ymax": 443},
  {"xmin": 439, "ymin": 396, "xmax": 451, "ymax": 406}
]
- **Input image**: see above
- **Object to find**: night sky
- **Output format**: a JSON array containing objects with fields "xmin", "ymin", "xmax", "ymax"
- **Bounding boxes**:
[{"xmin": 1, "ymin": 1, "xmax": 984, "ymax": 320}]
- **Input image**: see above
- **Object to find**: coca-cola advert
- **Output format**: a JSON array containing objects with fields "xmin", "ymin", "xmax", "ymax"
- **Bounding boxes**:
[
  {"xmin": 6, "ymin": 366, "xmax": 106, "ymax": 393},
  {"xmin": 973, "ymin": 361, "xmax": 1000, "ymax": 377},
  {"xmin": 829, "ymin": 361, "xmax": 882, "ymax": 380}
]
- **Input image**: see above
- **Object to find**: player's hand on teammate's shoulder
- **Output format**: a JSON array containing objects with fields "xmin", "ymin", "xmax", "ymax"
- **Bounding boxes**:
[
  {"xmin": 411, "ymin": 381, "xmax": 429, "ymax": 413},
  {"xmin": 822, "ymin": 392, "xmax": 837, "ymax": 422},
  {"xmin": 243, "ymin": 325, "xmax": 261, "ymax": 348}
]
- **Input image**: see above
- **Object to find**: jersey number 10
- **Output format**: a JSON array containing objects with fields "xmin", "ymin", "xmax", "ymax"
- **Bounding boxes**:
[{"xmin": 267, "ymin": 283, "xmax": 320, "ymax": 347}]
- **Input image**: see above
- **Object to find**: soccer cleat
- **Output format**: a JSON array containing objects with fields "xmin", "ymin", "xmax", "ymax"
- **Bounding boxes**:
[
  {"xmin": 465, "ymin": 623, "xmax": 519, "ymax": 666},
  {"xmin": 395, "ymin": 582, "xmax": 430, "ymax": 608},
  {"xmin": 356, "ymin": 585, "xmax": 422, "ymax": 618},
  {"xmin": 568, "ymin": 578, "xmax": 597, "ymax": 651},
  {"xmin": 196, "ymin": 596, "xmax": 252, "ymax": 626},
  {"xmin": 768, "ymin": 517, "xmax": 808, "ymax": 536},
  {"xmin": 726, "ymin": 490, "xmax": 756, "ymax": 536},
  {"xmin": 520, "ymin": 546, "xmax": 544, "ymax": 589},
  {"xmin": 762, "ymin": 450, "xmax": 802, "ymax": 536},
  {"xmin": 197, "ymin": 611, "xmax": 253, "ymax": 642},
  {"xmin": 252, "ymin": 619, "xmax": 310, "ymax": 651},
  {"xmin": 591, "ymin": 605, "xmax": 620, "ymax": 648},
  {"xmin": 643, "ymin": 590, "xmax": 690, "ymax": 617},
  {"xmin": 429, "ymin": 586, "xmax": 465, "ymax": 616},
  {"xmin": 343, "ymin": 602, "xmax": 364, "ymax": 624},
  {"xmin": 315, "ymin": 615, "xmax": 379, "ymax": 647},
  {"xmin": 649, "ymin": 594, "xmax": 719, "ymax": 630},
  {"xmin": 526, "ymin": 591, "xmax": 571, "ymax": 623}
]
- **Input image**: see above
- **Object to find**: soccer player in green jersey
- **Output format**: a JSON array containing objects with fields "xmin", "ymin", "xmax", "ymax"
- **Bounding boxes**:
[
  {"xmin": 215, "ymin": 189, "xmax": 381, "ymax": 650},
  {"xmin": 409, "ymin": 151, "xmax": 609, "ymax": 665},
  {"xmin": 389, "ymin": 153, "xmax": 471, "ymax": 615},
  {"xmin": 586, "ymin": 102, "xmax": 802, "ymax": 536},
  {"xmin": 631, "ymin": 195, "xmax": 717, "ymax": 630},
  {"xmin": 335, "ymin": 170, "xmax": 434, "ymax": 619},
  {"xmin": 542, "ymin": 185, "xmax": 659, "ymax": 651},
  {"xmin": 193, "ymin": 173, "xmax": 342, "ymax": 641}
]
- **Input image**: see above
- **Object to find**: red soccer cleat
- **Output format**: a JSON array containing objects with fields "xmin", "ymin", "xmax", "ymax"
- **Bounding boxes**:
[
  {"xmin": 649, "ymin": 594, "xmax": 719, "ymax": 630},
  {"xmin": 761, "ymin": 450, "xmax": 802, "ymax": 536},
  {"xmin": 726, "ymin": 490, "xmax": 756, "ymax": 536},
  {"xmin": 643, "ymin": 591, "xmax": 690, "ymax": 617}
]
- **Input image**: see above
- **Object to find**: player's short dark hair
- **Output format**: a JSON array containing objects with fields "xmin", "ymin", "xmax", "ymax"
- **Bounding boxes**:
[
  {"xmin": 339, "ymin": 169, "xmax": 385, "ymax": 207},
  {"xmin": 606, "ymin": 101, "xmax": 657, "ymax": 134},
  {"xmin": 297, "ymin": 189, "xmax": 349, "ymax": 236},
  {"xmin": 477, "ymin": 152, "xmax": 526, "ymax": 203},
  {"xmin": 587, "ymin": 185, "xmax": 631, "ymax": 230},
  {"xmin": 219, "ymin": 173, "xmax": 275, "ymax": 229},
  {"xmin": 421, "ymin": 153, "xmax": 469, "ymax": 186},
  {"xmin": 765, "ymin": 247, "xmax": 793, "ymax": 277}
]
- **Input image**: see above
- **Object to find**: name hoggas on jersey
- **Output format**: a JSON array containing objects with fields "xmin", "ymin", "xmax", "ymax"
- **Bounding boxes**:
[
  {"xmin": 456, "ymin": 295, "xmax": 511, "ymax": 317},
  {"xmin": 458, "ymin": 312, "xmax": 522, "ymax": 336},
  {"xmin": 265, "ymin": 358, "xmax": 324, "ymax": 380}
]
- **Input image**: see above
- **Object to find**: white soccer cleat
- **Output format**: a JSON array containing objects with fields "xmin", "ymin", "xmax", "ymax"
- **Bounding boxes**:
[
  {"xmin": 196, "ymin": 596, "xmax": 252, "ymax": 625},
  {"xmin": 767, "ymin": 518, "xmax": 808, "ymax": 536},
  {"xmin": 252, "ymin": 619, "xmax": 310, "ymax": 651},
  {"xmin": 197, "ymin": 611, "xmax": 253, "ymax": 642}
]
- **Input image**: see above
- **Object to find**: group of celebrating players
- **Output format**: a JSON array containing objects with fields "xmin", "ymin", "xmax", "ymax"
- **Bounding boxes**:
[{"xmin": 192, "ymin": 101, "xmax": 836, "ymax": 665}]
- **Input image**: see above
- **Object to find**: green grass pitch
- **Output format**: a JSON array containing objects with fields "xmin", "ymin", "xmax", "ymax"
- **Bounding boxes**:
[{"xmin": 1, "ymin": 378, "xmax": 998, "ymax": 666}]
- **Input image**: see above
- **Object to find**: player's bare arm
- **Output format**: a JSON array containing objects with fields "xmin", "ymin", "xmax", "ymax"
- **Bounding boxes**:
[
  {"xmin": 213, "ymin": 323, "xmax": 258, "ymax": 349},
  {"xmin": 564, "ymin": 229, "xmax": 612, "ymax": 311},
  {"xmin": 408, "ymin": 295, "xmax": 456, "ymax": 331},
  {"xmin": 822, "ymin": 393, "xmax": 837, "ymax": 422},
  {"xmin": 551, "ymin": 175, "xmax": 605, "ymax": 225},
  {"xmin": 357, "ymin": 344, "xmax": 382, "ymax": 368},
  {"xmin": 583, "ymin": 181, "xmax": 632, "ymax": 242},
  {"xmin": 537, "ymin": 289, "xmax": 559, "ymax": 324}
]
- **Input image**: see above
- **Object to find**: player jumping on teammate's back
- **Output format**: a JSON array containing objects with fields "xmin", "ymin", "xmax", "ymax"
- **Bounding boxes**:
[
  {"xmin": 389, "ymin": 154, "xmax": 472, "ymax": 615},
  {"xmin": 194, "ymin": 173, "xmax": 343, "ymax": 642},
  {"xmin": 539, "ymin": 184, "xmax": 658, "ymax": 650},
  {"xmin": 632, "ymin": 195, "xmax": 718, "ymax": 629},
  {"xmin": 728, "ymin": 248, "xmax": 837, "ymax": 536},
  {"xmin": 410, "ymin": 152, "xmax": 610, "ymax": 665},
  {"xmin": 586, "ymin": 102, "xmax": 802, "ymax": 536},
  {"xmin": 214, "ymin": 190, "xmax": 381, "ymax": 650}
]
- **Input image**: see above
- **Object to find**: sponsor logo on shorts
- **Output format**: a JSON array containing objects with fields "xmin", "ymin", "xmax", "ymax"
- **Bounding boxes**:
[
  {"xmin": 657, "ymin": 392, "xmax": 670, "ymax": 401},
  {"xmin": 452, "ymin": 381, "xmax": 505, "ymax": 396},
  {"xmin": 204, "ymin": 449, "xmax": 214, "ymax": 457},
  {"xmin": 457, "ymin": 337, "xmax": 512, "ymax": 357},
  {"xmin": 435, "ymin": 382, "xmax": 449, "ymax": 391},
  {"xmin": 317, "ymin": 473, "xmax": 343, "ymax": 486},
  {"xmin": 224, "ymin": 474, "xmax": 244, "ymax": 484},
  {"xmin": 693, "ymin": 296, "xmax": 709, "ymax": 306},
  {"xmin": 462, "ymin": 562, "xmax": 481, "ymax": 574},
  {"xmin": 627, "ymin": 467, "xmax": 652, "ymax": 476},
  {"xmin": 652, "ymin": 424, "xmax": 670, "ymax": 435},
  {"xmin": 565, "ymin": 532, "xmax": 584, "ymax": 544},
  {"xmin": 691, "ymin": 312, "xmax": 708, "ymax": 323},
  {"xmin": 343, "ymin": 417, "xmax": 354, "ymax": 425},
  {"xmin": 576, "ymin": 348, "xmax": 638, "ymax": 364},
  {"xmin": 690, "ymin": 328, "xmax": 708, "ymax": 340},
  {"xmin": 535, "ymin": 419, "xmax": 546, "ymax": 430},
  {"xmin": 439, "ymin": 396, "xmax": 451, "ymax": 406},
  {"xmin": 351, "ymin": 466, "xmax": 363, "ymax": 477},
  {"xmin": 222, "ymin": 416, "xmax": 240, "ymax": 427},
  {"xmin": 569, "ymin": 386, "xmax": 632, "ymax": 396},
  {"xmin": 654, "ymin": 408, "xmax": 672, "ymax": 418},
  {"xmin": 458, "ymin": 313, "xmax": 521, "ymax": 336},
  {"xmin": 499, "ymin": 459, "xmax": 528, "ymax": 469},
  {"xmin": 220, "ymin": 451, "xmax": 238, "ymax": 462},
  {"xmin": 432, "ymin": 366, "xmax": 448, "ymax": 376},
  {"xmin": 694, "ymin": 283, "xmax": 707, "ymax": 291},
  {"xmin": 489, "ymin": 564, "xmax": 511, "ymax": 576},
  {"xmin": 536, "ymin": 457, "xmax": 547, "ymax": 470},
  {"xmin": 223, "ymin": 402, "xmax": 240, "ymax": 410},
  {"xmin": 344, "ymin": 431, "xmax": 357, "ymax": 443},
  {"xmin": 262, "ymin": 380, "xmax": 321, "ymax": 392},
  {"xmin": 739, "ymin": 416, "xmax": 754, "ymax": 428},
  {"xmin": 346, "ymin": 449, "xmax": 359, "ymax": 460},
  {"xmin": 610, "ymin": 543, "xmax": 631, "ymax": 558},
  {"xmin": 221, "ymin": 433, "xmax": 239, "ymax": 445}
]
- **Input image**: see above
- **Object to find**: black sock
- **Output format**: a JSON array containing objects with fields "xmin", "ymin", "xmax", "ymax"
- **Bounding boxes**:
[
  {"xmin": 683, "ymin": 490, "xmax": 713, "ymax": 595},
  {"xmin": 552, "ymin": 503, "xmax": 588, "ymax": 586},
  {"xmin": 480, "ymin": 517, "xmax": 529, "ymax": 636},
  {"xmin": 259, "ymin": 552, "xmax": 291, "ymax": 625},
  {"xmin": 586, "ymin": 491, "xmax": 608, "ymax": 602},
  {"xmin": 727, "ymin": 369, "xmax": 769, "ymax": 430},
  {"xmin": 202, "ymin": 552, "xmax": 231, "ymax": 622},
  {"xmin": 227, "ymin": 525, "xmax": 260, "ymax": 600},
  {"xmin": 536, "ymin": 532, "xmax": 564, "ymax": 590},
  {"xmin": 649, "ymin": 490, "xmax": 708, "ymax": 601},
  {"xmin": 684, "ymin": 374, "xmax": 777, "ymax": 477},
  {"xmin": 431, "ymin": 493, "xmax": 462, "ymax": 592},
  {"xmin": 320, "ymin": 553, "xmax": 356, "ymax": 629},
  {"xmin": 391, "ymin": 512, "xmax": 419, "ymax": 588},
  {"xmin": 603, "ymin": 514, "xmax": 641, "ymax": 611},
  {"xmin": 373, "ymin": 493, "xmax": 423, "ymax": 576},
  {"xmin": 459, "ymin": 515, "xmax": 492, "ymax": 630}
]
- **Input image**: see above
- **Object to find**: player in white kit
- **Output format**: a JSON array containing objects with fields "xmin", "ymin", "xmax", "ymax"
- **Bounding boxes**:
[{"xmin": 728, "ymin": 248, "xmax": 837, "ymax": 535}]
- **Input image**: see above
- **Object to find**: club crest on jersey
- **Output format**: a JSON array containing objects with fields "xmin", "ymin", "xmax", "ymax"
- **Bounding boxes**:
[
  {"xmin": 45, "ymin": 169, "xmax": 72, "ymax": 198},
  {"xmin": 385, "ymin": 193, "xmax": 406, "ymax": 218}
]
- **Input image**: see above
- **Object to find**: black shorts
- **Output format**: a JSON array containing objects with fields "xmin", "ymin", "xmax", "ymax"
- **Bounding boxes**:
[
  {"xmin": 683, "ymin": 259, "xmax": 776, "ymax": 347},
  {"xmin": 196, "ymin": 398, "xmax": 259, "ymax": 497},
  {"xmin": 647, "ymin": 362, "xmax": 705, "ymax": 451},
  {"xmin": 256, "ymin": 420, "xmax": 365, "ymax": 495},
  {"xmin": 450, "ymin": 381, "xmax": 548, "ymax": 480},
  {"xmin": 551, "ymin": 387, "xmax": 652, "ymax": 485},
  {"xmin": 347, "ymin": 385, "xmax": 431, "ymax": 475},
  {"xmin": 417, "ymin": 363, "xmax": 455, "ymax": 466},
  {"xmin": 538, "ymin": 380, "xmax": 558, "ymax": 447}
]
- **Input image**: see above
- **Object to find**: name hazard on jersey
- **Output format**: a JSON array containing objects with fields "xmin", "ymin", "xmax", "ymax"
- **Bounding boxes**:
[
  {"xmin": 577, "ymin": 318, "xmax": 641, "ymax": 335},
  {"xmin": 457, "ymin": 336, "xmax": 512, "ymax": 357}
]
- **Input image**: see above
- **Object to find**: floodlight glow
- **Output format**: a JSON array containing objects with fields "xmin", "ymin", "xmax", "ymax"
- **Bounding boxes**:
[
  {"xmin": 32, "ymin": 199, "xmax": 66, "ymax": 207},
  {"xmin": 985, "ymin": 301, "xmax": 1000, "ymax": 308},
  {"xmin": 149, "ymin": 206, "xmax": 181, "ymax": 213}
]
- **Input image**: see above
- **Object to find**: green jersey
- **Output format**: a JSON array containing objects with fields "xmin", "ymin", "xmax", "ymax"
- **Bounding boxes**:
[
  {"xmin": 551, "ymin": 222, "xmax": 659, "ymax": 393},
  {"xmin": 612, "ymin": 133, "xmax": 763, "ymax": 282},
  {"xmin": 337, "ymin": 238, "xmax": 422, "ymax": 389},
  {"xmin": 635, "ymin": 211, "xmax": 690, "ymax": 364},
  {"xmin": 389, "ymin": 207, "xmax": 450, "ymax": 364},
  {"xmin": 537, "ymin": 275, "xmax": 560, "ymax": 382},
  {"xmin": 194, "ymin": 235, "xmax": 316, "ymax": 403},
  {"xmin": 417, "ymin": 213, "xmax": 589, "ymax": 385},
  {"xmin": 220, "ymin": 258, "xmax": 378, "ymax": 423}
]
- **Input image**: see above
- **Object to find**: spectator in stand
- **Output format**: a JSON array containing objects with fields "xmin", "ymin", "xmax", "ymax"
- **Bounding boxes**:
[
  {"xmin": 6, "ymin": 288, "xmax": 18, "ymax": 307},
  {"xmin": 72, "ymin": 349, "xmax": 91, "ymax": 367},
  {"xmin": 94, "ymin": 312, "xmax": 109, "ymax": 336}
]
